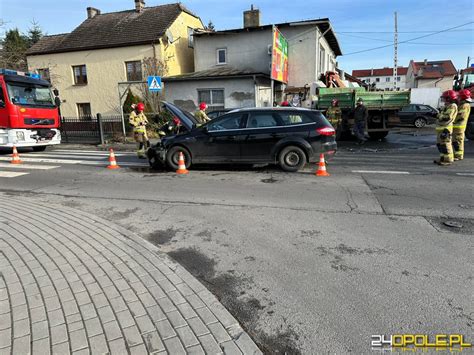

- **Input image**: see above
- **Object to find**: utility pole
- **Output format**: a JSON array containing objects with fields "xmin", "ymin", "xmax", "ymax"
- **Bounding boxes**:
[
  {"xmin": 467, "ymin": 56, "xmax": 471, "ymax": 68},
  {"xmin": 393, "ymin": 11, "xmax": 398, "ymax": 90}
]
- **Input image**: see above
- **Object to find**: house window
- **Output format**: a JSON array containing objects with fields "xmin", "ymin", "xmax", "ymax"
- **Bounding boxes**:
[
  {"xmin": 386, "ymin": 77, "xmax": 390, "ymax": 82},
  {"xmin": 37, "ymin": 68, "xmax": 50, "ymax": 83},
  {"xmin": 397, "ymin": 76, "xmax": 401, "ymax": 82},
  {"xmin": 198, "ymin": 89, "xmax": 224, "ymax": 110},
  {"xmin": 77, "ymin": 103, "xmax": 92, "ymax": 119},
  {"xmin": 216, "ymin": 49, "xmax": 227, "ymax": 65},
  {"xmin": 319, "ymin": 46, "xmax": 325, "ymax": 74},
  {"xmin": 125, "ymin": 61, "xmax": 142, "ymax": 81},
  {"xmin": 73, "ymin": 65, "xmax": 87, "ymax": 85},
  {"xmin": 366, "ymin": 78, "xmax": 371, "ymax": 83},
  {"xmin": 188, "ymin": 27, "xmax": 194, "ymax": 48},
  {"xmin": 375, "ymin": 78, "xmax": 380, "ymax": 82}
]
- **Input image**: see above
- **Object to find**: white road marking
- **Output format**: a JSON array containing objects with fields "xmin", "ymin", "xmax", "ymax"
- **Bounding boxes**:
[
  {"xmin": 0, "ymin": 157, "xmax": 83, "ymax": 164},
  {"xmin": 456, "ymin": 173, "xmax": 474, "ymax": 176},
  {"xmin": 0, "ymin": 163, "xmax": 59, "ymax": 170},
  {"xmin": 20, "ymin": 153, "xmax": 109, "ymax": 160},
  {"xmin": 0, "ymin": 171, "xmax": 29, "ymax": 178},
  {"xmin": 352, "ymin": 170, "xmax": 410, "ymax": 175},
  {"xmin": 50, "ymin": 150, "xmax": 135, "ymax": 156}
]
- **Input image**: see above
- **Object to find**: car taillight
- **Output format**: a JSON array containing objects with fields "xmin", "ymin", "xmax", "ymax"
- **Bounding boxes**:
[{"xmin": 316, "ymin": 126, "xmax": 335, "ymax": 136}]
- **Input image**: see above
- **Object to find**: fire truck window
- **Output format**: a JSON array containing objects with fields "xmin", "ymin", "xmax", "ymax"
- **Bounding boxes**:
[{"xmin": 0, "ymin": 87, "xmax": 5, "ymax": 106}]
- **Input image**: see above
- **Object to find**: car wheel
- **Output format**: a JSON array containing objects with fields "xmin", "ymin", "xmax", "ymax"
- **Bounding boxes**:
[
  {"xmin": 32, "ymin": 146, "xmax": 47, "ymax": 152},
  {"xmin": 166, "ymin": 146, "xmax": 191, "ymax": 171},
  {"xmin": 414, "ymin": 117, "xmax": 427, "ymax": 128},
  {"xmin": 278, "ymin": 146, "xmax": 306, "ymax": 172}
]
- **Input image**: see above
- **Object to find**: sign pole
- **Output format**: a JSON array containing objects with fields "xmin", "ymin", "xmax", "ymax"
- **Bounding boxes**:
[{"xmin": 118, "ymin": 85, "xmax": 126, "ymax": 137}]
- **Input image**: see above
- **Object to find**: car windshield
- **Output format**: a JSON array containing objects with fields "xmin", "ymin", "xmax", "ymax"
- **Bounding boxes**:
[{"xmin": 6, "ymin": 82, "xmax": 55, "ymax": 107}]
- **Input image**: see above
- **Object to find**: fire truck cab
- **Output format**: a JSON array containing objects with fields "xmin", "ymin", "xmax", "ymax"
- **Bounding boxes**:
[{"xmin": 0, "ymin": 68, "xmax": 61, "ymax": 150}]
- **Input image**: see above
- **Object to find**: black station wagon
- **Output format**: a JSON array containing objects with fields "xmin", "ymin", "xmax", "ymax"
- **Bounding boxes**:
[{"xmin": 147, "ymin": 102, "xmax": 337, "ymax": 172}]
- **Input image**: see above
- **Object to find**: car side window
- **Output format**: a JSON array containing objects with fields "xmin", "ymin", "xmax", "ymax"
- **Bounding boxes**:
[
  {"xmin": 415, "ymin": 105, "xmax": 421, "ymax": 111},
  {"xmin": 247, "ymin": 113, "xmax": 281, "ymax": 128},
  {"xmin": 400, "ymin": 105, "xmax": 411, "ymax": 112},
  {"xmin": 280, "ymin": 112, "xmax": 313, "ymax": 125},
  {"xmin": 207, "ymin": 114, "xmax": 243, "ymax": 131}
]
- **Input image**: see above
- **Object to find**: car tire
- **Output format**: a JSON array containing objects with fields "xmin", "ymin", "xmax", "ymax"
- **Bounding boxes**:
[
  {"xmin": 166, "ymin": 146, "xmax": 191, "ymax": 171},
  {"xmin": 414, "ymin": 117, "xmax": 427, "ymax": 128},
  {"xmin": 32, "ymin": 146, "xmax": 47, "ymax": 152},
  {"xmin": 278, "ymin": 146, "xmax": 306, "ymax": 172}
]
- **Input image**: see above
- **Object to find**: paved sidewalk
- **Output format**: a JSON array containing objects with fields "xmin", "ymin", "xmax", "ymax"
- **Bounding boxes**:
[{"xmin": 0, "ymin": 194, "xmax": 261, "ymax": 354}]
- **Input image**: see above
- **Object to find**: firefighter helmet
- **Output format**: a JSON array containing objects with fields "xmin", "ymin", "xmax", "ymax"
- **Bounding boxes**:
[
  {"xmin": 441, "ymin": 90, "xmax": 458, "ymax": 101},
  {"xmin": 199, "ymin": 102, "xmax": 207, "ymax": 110},
  {"xmin": 332, "ymin": 99, "xmax": 339, "ymax": 106},
  {"xmin": 458, "ymin": 89, "xmax": 472, "ymax": 100},
  {"xmin": 280, "ymin": 101, "xmax": 290, "ymax": 107},
  {"xmin": 137, "ymin": 102, "xmax": 145, "ymax": 112}
]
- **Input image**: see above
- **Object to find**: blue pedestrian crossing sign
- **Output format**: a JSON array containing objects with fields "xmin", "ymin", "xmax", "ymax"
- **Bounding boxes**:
[{"xmin": 147, "ymin": 76, "xmax": 162, "ymax": 92}]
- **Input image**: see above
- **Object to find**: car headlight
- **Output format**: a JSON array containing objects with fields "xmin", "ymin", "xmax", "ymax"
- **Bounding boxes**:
[{"xmin": 16, "ymin": 131, "xmax": 25, "ymax": 141}]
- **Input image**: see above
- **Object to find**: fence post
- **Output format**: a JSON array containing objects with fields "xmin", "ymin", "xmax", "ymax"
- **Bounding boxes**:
[
  {"xmin": 60, "ymin": 116, "xmax": 68, "ymax": 143},
  {"xmin": 97, "ymin": 113, "xmax": 105, "ymax": 145}
]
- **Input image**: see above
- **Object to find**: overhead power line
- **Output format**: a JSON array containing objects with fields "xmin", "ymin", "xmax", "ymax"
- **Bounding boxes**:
[
  {"xmin": 337, "ymin": 29, "xmax": 473, "ymax": 34},
  {"xmin": 336, "ymin": 32, "xmax": 474, "ymax": 45},
  {"xmin": 342, "ymin": 21, "xmax": 474, "ymax": 56}
]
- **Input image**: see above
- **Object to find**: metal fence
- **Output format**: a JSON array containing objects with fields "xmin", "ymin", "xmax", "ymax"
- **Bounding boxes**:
[{"xmin": 60, "ymin": 114, "xmax": 127, "ymax": 144}]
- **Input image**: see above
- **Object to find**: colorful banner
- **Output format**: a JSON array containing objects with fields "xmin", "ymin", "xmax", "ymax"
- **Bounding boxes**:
[{"xmin": 271, "ymin": 26, "xmax": 289, "ymax": 83}]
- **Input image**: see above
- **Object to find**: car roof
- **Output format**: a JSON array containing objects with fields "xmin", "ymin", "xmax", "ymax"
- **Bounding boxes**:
[{"xmin": 229, "ymin": 107, "xmax": 316, "ymax": 113}]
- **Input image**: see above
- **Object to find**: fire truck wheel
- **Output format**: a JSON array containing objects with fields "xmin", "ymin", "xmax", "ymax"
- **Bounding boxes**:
[{"xmin": 32, "ymin": 146, "xmax": 47, "ymax": 152}]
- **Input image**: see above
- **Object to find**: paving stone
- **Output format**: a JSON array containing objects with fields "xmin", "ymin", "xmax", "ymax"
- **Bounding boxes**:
[
  {"xmin": 235, "ymin": 332, "xmax": 261, "ymax": 355},
  {"xmin": 187, "ymin": 317, "xmax": 210, "ymax": 337},
  {"xmin": 52, "ymin": 341, "xmax": 69, "ymax": 355},
  {"xmin": 135, "ymin": 315, "xmax": 155, "ymax": 334},
  {"xmin": 123, "ymin": 326, "xmax": 143, "ymax": 348},
  {"xmin": 72, "ymin": 347, "xmax": 90, "ymax": 355},
  {"xmin": 84, "ymin": 317, "xmax": 103, "ymax": 337},
  {"xmin": 163, "ymin": 336, "xmax": 186, "ymax": 354},
  {"xmin": 89, "ymin": 334, "xmax": 108, "ymax": 354},
  {"xmin": 147, "ymin": 285, "xmax": 167, "ymax": 300},
  {"xmin": 167, "ymin": 310, "xmax": 187, "ymax": 328},
  {"xmin": 220, "ymin": 340, "xmax": 243, "ymax": 355},
  {"xmin": 127, "ymin": 301, "xmax": 146, "ymax": 318},
  {"xmin": 108, "ymin": 338, "xmax": 128, "ymax": 354},
  {"xmin": 154, "ymin": 319, "xmax": 176, "ymax": 339},
  {"xmin": 70, "ymin": 328, "xmax": 88, "ymax": 351},
  {"xmin": 45, "ymin": 296, "xmax": 61, "ymax": 312},
  {"xmin": 32, "ymin": 320, "xmax": 49, "ymax": 340},
  {"xmin": 137, "ymin": 292, "xmax": 156, "ymax": 308},
  {"xmin": 129, "ymin": 343, "xmax": 148, "ymax": 355},
  {"xmin": 186, "ymin": 344, "xmax": 206, "ymax": 355},
  {"xmin": 142, "ymin": 331, "xmax": 165, "ymax": 353},
  {"xmin": 12, "ymin": 335, "xmax": 31, "ymax": 355},
  {"xmin": 108, "ymin": 296, "xmax": 127, "ymax": 313},
  {"xmin": 0, "ymin": 328, "xmax": 11, "ymax": 348},
  {"xmin": 175, "ymin": 283, "xmax": 194, "ymax": 297},
  {"xmin": 79, "ymin": 303, "xmax": 97, "ymax": 321},
  {"xmin": 32, "ymin": 337, "xmax": 51, "ymax": 355},
  {"xmin": 74, "ymin": 291, "xmax": 91, "ymax": 307},
  {"xmin": 195, "ymin": 307, "xmax": 218, "ymax": 325},
  {"xmin": 199, "ymin": 334, "xmax": 223, "ymax": 355},
  {"xmin": 121, "ymin": 289, "xmax": 139, "ymax": 303},
  {"xmin": 58, "ymin": 288, "xmax": 75, "ymax": 303},
  {"xmin": 208, "ymin": 322, "xmax": 232, "ymax": 344},
  {"xmin": 27, "ymin": 294, "xmax": 43, "ymax": 309},
  {"xmin": 66, "ymin": 313, "xmax": 82, "ymax": 325},
  {"xmin": 68, "ymin": 321, "xmax": 84, "ymax": 332},
  {"xmin": 0, "ymin": 314, "xmax": 11, "ymax": 331},
  {"xmin": 50, "ymin": 324, "xmax": 68, "ymax": 345},
  {"xmin": 175, "ymin": 325, "xmax": 199, "ymax": 348},
  {"xmin": 13, "ymin": 318, "xmax": 29, "ymax": 338},
  {"xmin": 10, "ymin": 293, "xmax": 26, "ymax": 308},
  {"xmin": 48, "ymin": 309, "xmax": 66, "ymax": 327},
  {"xmin": 12, "ymin": 304, "xmax": 28, "ymax": 321},
  {"xmin": 97, "ymin": 306, "xmax": 116, "ymax": 324},
  {"xmin": 176, "ymin": 303, "xmax": 198, "ymax": 320},
  {"xmin": 62, "ymin": 300, "xmax": 79, "ymax": 316},
  {"xmin": 103, "ymin": 320, "xmax": 122, "ymax": 341},
  {"xmin": 115, "ymin": 310, "xmax": 135, "ymax": 329},
  {"xmin": 147, "ymin": 305, "xmax": 166, "ymax": 323},
  {"xmin": 157, "ymin": 297, "xmax": 177, "ymax": 313}
]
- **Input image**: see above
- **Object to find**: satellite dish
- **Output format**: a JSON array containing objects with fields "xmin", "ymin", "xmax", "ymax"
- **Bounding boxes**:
[{"xmin": 165, "ymin": 29, "xmax": 174, "ymax": 44}]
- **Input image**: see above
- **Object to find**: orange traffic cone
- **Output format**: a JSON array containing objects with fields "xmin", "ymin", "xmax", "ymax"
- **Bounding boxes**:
[
  {"xmin": 11, "ymin": 146, "xmax": 22, "ymax": 164},
  {"xmin": 176, "ymin": 152, "xmax": 189, "ymax": 175},
  {"xmin": 107, "ymin": 148, "xmax": 120, "ymax": 169},
  {"xmin": 315, "ymin": 153, "xmax": 330, "ymax": 176}
]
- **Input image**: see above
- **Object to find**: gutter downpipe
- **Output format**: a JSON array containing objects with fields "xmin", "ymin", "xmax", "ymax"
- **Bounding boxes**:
[{"xmin": 253, "ymin": 75, "xmax": 258, "ymax": 107}]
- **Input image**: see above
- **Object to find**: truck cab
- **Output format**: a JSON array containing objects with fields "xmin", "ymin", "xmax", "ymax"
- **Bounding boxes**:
[{"xmin": 0, "ymin": 69, "xmax": 61, "ymax": 150}]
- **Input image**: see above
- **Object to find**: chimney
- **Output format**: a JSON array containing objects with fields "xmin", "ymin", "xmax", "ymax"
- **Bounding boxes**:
[
  {"xmin": 87, "ymin": 7, "xmax": 101, "ymax": 19},
  {"xmin": 135, "ymin": 0, "xmax": 145, "ymax": 12},
  {"xmin": 423, "ymin": 59, "xmax": 428, "ymax": 65},
  {"xmin": 243, "ymin": 5, "xmax": 260, "ymax": 28}
]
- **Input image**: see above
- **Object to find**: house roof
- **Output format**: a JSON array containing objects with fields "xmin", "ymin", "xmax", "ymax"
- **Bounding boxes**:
[
  {"xmin": 410, "ymin": 60, "xmax": 457, "ymax": 79},
  {"xmin": 27, "ymin": 3, "xmax": 200, "ymax": 55},
  {"xmin": 163, "ymin": 67, "xmax": 269, "ymax": 81},
  {"xmin": 194, "ymin": 18, "xmax": 342, "ymax": 56},
  {"xmin": 352, "ymin": 67, "xmax": 408, "ymax": 77}
]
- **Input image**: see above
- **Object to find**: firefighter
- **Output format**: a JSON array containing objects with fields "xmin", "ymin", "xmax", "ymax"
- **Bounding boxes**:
[
  {"xmin": 129, "ymin": 102, "xmax": 150, "ymax": 158},
  {"xmin": 326, "ymin": 99, "xmax": 342, "ymax": 131},
  {"xmin": 352, "ymin": 98, "xmax": 368, "ymax": 144},
  {"xmin": 452, "ymin": 89, "xmax": 471, "ymax": 161},
  {"xmin": 434, "ymin": 90, "xmax": 458, "ymax": 166},
  {"xmin": 195, "ymin": 102, "xmax": 210, "ymax": 124}
]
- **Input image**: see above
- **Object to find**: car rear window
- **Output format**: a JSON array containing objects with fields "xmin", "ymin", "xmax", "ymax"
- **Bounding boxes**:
[
  {"xmin": 247, "ymin": 113, "xmax": 279, "ymax": 128},
  {"xmin": 279, "ymin": 112, "xmax": 314, "ymax": 126}
]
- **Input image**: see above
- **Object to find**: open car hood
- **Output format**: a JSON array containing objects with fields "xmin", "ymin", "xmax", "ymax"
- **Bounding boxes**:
[{"xmin": 161, "ymin": 102, "xmax": 198, "ymax": 131}]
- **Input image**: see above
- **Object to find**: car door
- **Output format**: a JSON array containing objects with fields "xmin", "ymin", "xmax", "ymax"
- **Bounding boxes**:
[
  {"xmin": 194, "ymin": 113, "xmax": 246, "ymax": 162},
  {"xmin": 240, "ymin": 111, "xmax": 285, "ymax": 162},
  {"xmin": 398, "ymin": 104, "xmax": 415, "ymax": 124}
]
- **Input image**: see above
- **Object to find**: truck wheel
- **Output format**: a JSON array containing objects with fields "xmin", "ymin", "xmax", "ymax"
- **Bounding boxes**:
[
  {"xmin": 166, "ymin": 146, "xmax": 191, "ymax": 171},
  {"xmin": 368, "ymin": 131, "xmax": 389, "ymax": 140},
  {"xmin": 413, "ymin": 117, "xmax": 427, "ymax": 128},
  {"xmin": 278, "ymin": 146, "xmax": 306, "ymax": 172},
  {"xmin": 32, "ymin": 146, "xmax": 47, "ymax": 152}
]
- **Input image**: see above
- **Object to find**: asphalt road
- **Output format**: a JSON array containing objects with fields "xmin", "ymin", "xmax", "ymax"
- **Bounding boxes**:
[{"xmin": 1, "ymin": 129, "xmax": 473, "ymax": 353}]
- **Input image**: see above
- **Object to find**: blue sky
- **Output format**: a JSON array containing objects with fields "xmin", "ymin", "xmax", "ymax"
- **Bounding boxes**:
[{"xmin": 1, "ymin": 0, "xmax": 473, "ymax": 73}]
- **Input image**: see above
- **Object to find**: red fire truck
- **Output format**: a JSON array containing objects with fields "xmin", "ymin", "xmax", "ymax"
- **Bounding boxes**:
[{"xmin": 0, "ymin": 68, "xmax": 61, "ymax": 151}]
